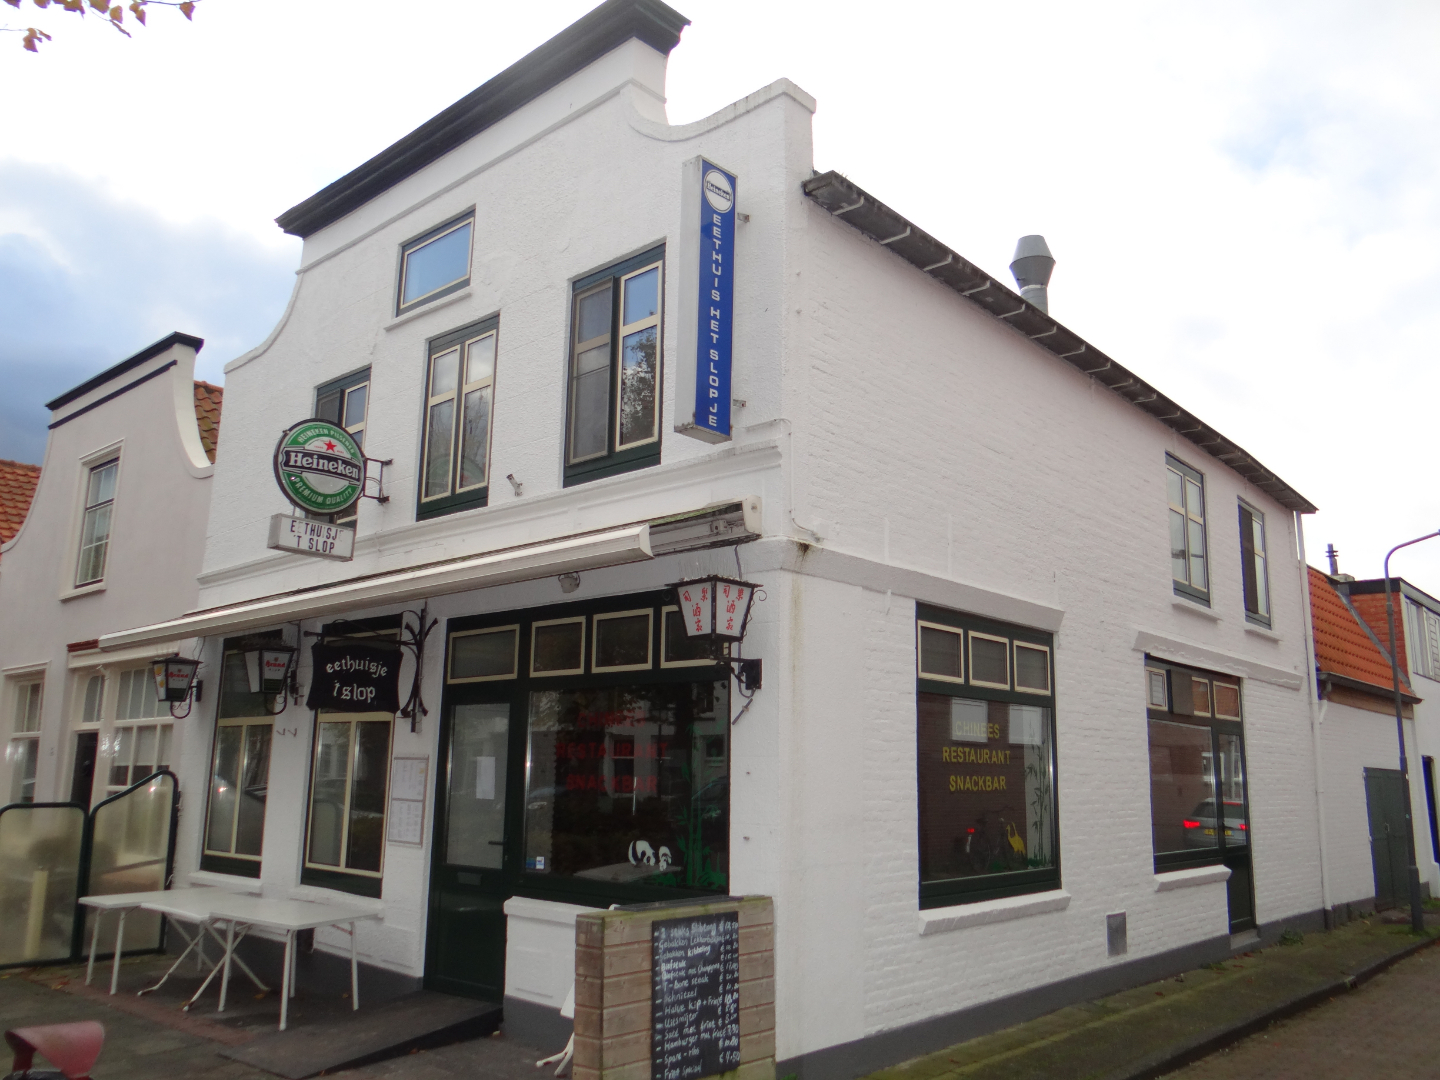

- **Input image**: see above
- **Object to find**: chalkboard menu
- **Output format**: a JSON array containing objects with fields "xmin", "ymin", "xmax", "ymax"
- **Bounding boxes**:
[{"xmin": 651, "ymin": 912, "xmax": 741, "ymax": 1080}]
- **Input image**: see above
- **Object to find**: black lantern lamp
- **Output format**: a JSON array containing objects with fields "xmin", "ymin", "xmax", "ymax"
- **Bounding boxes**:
[
  {"xmin": 152, "ymin": 655, "xmax": 202, "ymax": 719},
  {"xmin": 672, "ymin": 576, "xmax": 762, "ymax": 690},
  {"xmin": 244, "ymin": 642, "xmax": 297, "ymax": 696}
]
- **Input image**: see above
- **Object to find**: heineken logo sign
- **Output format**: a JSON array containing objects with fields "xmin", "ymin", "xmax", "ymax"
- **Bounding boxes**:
[{"xmin": 273, "ymin": 419, "xmax": 364, "ymax": 515}]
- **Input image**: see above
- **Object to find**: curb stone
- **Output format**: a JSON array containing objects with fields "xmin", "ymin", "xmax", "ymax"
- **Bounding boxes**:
[{"xmin": 1110, "ymin": 932, "xmax": 1439, "ymax": 1080}]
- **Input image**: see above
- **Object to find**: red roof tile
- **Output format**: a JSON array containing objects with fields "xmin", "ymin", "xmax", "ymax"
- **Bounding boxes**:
[
  {"xmin": 194, "ymin": 381, "xmax": 224, "ymax": 463},
  {"xmin": 0, "ymin": 458, "xmax": 41, "ymax": 549},
  {"xmin": 1309, "ymin": 565, "xmax": 1413, "ymax": 697}
]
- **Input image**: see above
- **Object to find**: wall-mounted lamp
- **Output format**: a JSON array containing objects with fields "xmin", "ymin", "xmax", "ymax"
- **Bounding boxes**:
[
  {"xmin": 670, "ymin": 576, "xmax": 763, "ymax": 690},
  {"xmin": 244, "ymin": 644, "xmax": 297, "ymax": 695},
  {"xmin": 152, "ymin": 654, "xmax": 202, "ymax": 719},
  {"xmin": 558, "ymin": 572, "xmax": 582, "ymax": 594}
]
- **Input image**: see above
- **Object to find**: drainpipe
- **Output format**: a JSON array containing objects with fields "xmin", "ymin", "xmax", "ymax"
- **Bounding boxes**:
[{"xmin": 1296, "ymin": 513, "xmax": 1334, "ymax": 923}]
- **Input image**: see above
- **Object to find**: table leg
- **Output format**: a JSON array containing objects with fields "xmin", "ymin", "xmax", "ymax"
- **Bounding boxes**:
[
  {"xmin": 218, "ymin": 920, "xmax": 234, "ymax": 1013},
  {"xmin": 349, "ymin": 922, "xmax": 359, "ymax": 1011},
  {"xmin": 86, "ymin": 910, "xmax": 100, "ymax": 986},
  {"xmin": 139, "ymin": 921, "xmax": 204, "ymax": 996},
  {"xmin": 280, "ymin": 931, "xmax": 294, "ymax": 1032},
  {"xmin": 110, "ymin": 910, "xmax": 127, "ymax": 996}
]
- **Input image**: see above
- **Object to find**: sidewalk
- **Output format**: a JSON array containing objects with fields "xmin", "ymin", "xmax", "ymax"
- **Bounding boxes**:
[{"xmin": 865, "ymin": 915, "xmax": 1439, "ymax": 1080}]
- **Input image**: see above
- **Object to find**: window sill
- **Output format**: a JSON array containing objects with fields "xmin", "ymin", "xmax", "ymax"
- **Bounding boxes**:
[
  {"xmin": 1244, "ymin": 623, "xmax": 1281, "ymax": 642},
  {"xmin": 917, "ymin": 889, "xmax": 1071, "ymax": 936},
  {"xmin": 383, "ymin": 287, "xmax": 473, "ymax": 332},
  {"xmin": 186, "ymin": 869, "xmax": 263, "ymax": 894},
  {"xmin": 60, "ymin": 582, "xmax": 106, "ymax": 602},
  {"xmin": 1154, "ymin": 865, "xmax": 1231, "ymax": 892},
  {"xmin": 1171, "ymin": 598, "xmax": 1220, "ymax": 622},
  {"xmin": 287, "ymin": 883, "xmax": 385, "ymax": 911}
]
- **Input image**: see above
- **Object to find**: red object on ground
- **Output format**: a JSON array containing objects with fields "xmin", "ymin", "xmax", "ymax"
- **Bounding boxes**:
[{"xmin": 5, "ymin": 1022, "xmax": 105, "ymax": 1079}]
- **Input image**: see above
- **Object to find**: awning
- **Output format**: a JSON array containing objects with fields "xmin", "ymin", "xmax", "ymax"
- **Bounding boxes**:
[
  {"xmin": 98, "ymin": 524, "xmax": 653, "ymax": 652},
  {"xmin": 97, "ymin": 498, "xmax": 762, "ymax": 653}
]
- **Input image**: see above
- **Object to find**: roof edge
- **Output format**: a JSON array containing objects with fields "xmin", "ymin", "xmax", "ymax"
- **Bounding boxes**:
[
  {"xmin": 46, "ymin": 332, "xmax": 205, "ymax": 412},
  {"xmin": 275, "ymin": 0, "xmax": 690, "ymax": 239},
  {"xmin": 801, "ymin": 171, "xmax": 1317, "ymax": 515},
  {"xmin": 1318, "ymin": 669, "xmax": 1421, "ymax": 705}
]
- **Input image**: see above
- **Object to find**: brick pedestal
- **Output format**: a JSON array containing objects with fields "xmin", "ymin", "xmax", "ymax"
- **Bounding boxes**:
[{"xmin": 573, "ymin": 896, "xmax": 775, "ymax": 1080}]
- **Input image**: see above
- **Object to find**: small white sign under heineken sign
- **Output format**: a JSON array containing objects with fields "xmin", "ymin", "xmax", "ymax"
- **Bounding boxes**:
[
  {"xmin": 268, "ymin": 514, "xmax": 355, "ymax": 561},
  {"xmin": 273, "ymin": 418, "xmax": 365, "ymax": 515}
]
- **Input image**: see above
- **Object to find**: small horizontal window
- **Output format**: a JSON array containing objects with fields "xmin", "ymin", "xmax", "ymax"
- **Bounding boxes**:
[
  {"xmin": 398, "ymin": 215, "xmax": 473, "ymax": 313},
  {"xmin": 1213, "ymin": 682, "xmax": 1241, "ymax": 720},
  {"xmin": 918, "ymin": 623, "xmax": 964, "ymax": 683},
  {"xmin": 968, "ymin": 632, "xmax": 1011, "ymax": 690},
  {"xmin": 532, "ymin": 618, "xmax": 585, "ymax": 677},
  {"xmin": 448, "ymin": 626, "xmax": 519, "ymax": 683},
  {"xmin": 1014, "ymin": 643, "xmax": 1051, "ymax": 695},
  {"xmin": 592, "ymin": 610, "xmax": 653, "ymax": 673}
]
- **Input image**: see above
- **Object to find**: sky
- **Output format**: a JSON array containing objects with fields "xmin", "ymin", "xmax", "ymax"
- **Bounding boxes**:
[{"xmin": 2, "ymin": 0, "xmax": 1439, "ymax": 585}]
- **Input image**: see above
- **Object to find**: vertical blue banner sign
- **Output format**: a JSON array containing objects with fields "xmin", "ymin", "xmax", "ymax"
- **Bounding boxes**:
[{"xmin": 675, "ymin": 157, "xmax": 737, "ymax": 443}]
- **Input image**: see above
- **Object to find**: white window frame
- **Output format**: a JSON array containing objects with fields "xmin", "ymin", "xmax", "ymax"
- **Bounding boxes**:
[
  {"xmin": 8, "ymin": 676, "xmax": 44, "ymax": 804},
  {"xmin": 916, "ymin": 620, "xmax": 966, "ymax": 685},
  {"xmin": 202, "ymin": 713, "xmax": 272, "ymax": 863},
  {"xmin": 303, "ymin": 711, "xmax": 393, "ymax": 880},
  {"xmin": 1167, "ymin": 455, "xmax": 1209, "ymax": 602},
  {"xmin": 530, "ymin": 617, "xmax": 587, "ymax": 677},
  {"xmin": 1012, "ymin": 641, "xmax": 1052, "ymax": 695},
  {"xmin": 967, "ymin": 631, "xmax": 1012, "ymax": 690},
  {"xmin": 591, "ymin": 609, "xmax": 654, "ymax": 673},
  {"xmin": 1146, "ymin": 667, "xmax": 1169, "ymax": 709},
  {"xmin": 75, "ymin": 455, "xmax": 120, "ymax": 589},
  {"xmin": 447, "ymin": 625, "xmax": 520, "ymax": 683},
  {"xmin": 105, "ymin": 720, "xmax": 173, "ymax": 796}
]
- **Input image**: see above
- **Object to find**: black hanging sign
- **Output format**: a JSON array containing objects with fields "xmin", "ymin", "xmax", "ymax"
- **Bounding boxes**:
[
  {"xmin": 651, "ymin": 911, "xmax": 740, "ymax": 1080},
  {"xmin": 306, "ymin": 641, "xmax": 402, "ymax": 713}
]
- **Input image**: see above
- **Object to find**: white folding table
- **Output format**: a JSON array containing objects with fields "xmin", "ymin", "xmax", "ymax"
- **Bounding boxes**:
[
  {"xmin": 136, "ymin": 889, "xmax": 269, "ymax": 1012},
  {"xmin": 181, "ymin": 894, "xmax": 379, "ymax": 1031},
  {"xmin": 78, "ymin": 888, "xmax": 244, "ymax": 998}
]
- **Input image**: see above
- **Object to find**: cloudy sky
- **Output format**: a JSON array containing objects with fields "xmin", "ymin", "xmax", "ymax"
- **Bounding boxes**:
[{"xmin": 2, "ymin": 0, "xmax": 1438, "ymax": 584}]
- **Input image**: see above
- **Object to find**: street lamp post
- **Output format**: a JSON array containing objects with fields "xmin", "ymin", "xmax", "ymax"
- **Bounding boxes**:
[{"xmin": 1381, "ymin": 530, "xmax": 1440, "ymax": 934}]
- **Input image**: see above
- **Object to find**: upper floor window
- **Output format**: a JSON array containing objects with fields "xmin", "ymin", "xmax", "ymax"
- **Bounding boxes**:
[
  {"xmin": 76, "ymin": 458, "xmax": 118, "ymax": 587},
  {"xmin": 397, "ymin": 213, "xmax": 473, "ymax": 315},
  {"xmin": 418, "ymin": 318, "xmax": 497, "ymax": 520},
  {"xmin": 565, "ymin": 246, "xmax": 663, "ymax": 486},
  {"xmin": 1167, "ymin": 455, "xmax": 1208, "ymax": 603},
  {"xmin": 316, "ymin": 368, "xmax": 370, "ymax": 523},
  {"xmin": 1406, "ymin": 599, "xmax": 1440, "ymax": 681},
  {"xmin": 1238, "ymin": 501, "xmax": 1270, "ymax": 626}
]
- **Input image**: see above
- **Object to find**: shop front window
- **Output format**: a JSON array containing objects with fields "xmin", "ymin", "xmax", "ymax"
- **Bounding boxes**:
[
  {"xmin": 201, "ymin": 648, "xmax": 274, "ymax": 877},
  {"xmin": 916, "ymin": 605, "xmax": 1059, "ymax": 908},
  {"xmin": 523, "ymin": 680, "xmax": 729, "ymax": 890},
  {"xmin": 303, "ymin": 713, "xmax": 393, "ymax": 895}
]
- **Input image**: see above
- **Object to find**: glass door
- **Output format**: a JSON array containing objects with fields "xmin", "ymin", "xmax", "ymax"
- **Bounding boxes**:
[
  {"xmin": 424, "ymin": 699, "xmax": 516, "ymax": 999},
  {"xmin": 1215, "ymin": 727, "xmax": 1254, "ymax": 933}
]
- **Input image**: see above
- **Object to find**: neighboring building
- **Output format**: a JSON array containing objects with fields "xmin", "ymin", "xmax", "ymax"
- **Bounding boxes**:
[
  {"xmin": 1307, "ymin": 566, "xmax": 1430, "ymax": 916},
  {"xmin": 0, "ymin": 458, "xmax": 42, "ymax": 557},
  {"xmin": 1321, "ymin": 571, "xmax": 1440, "ymax": 901},
  {"xmin": 0, "ymin": 333, "xmax": 220, "ymax": 811},
  {"xmin": 96, "ymin": 2, "xmax": 1324, "ymax": 1077}
]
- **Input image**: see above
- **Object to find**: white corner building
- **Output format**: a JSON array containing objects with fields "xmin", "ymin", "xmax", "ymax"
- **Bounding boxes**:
[{"xmin": 92, "ymin": 2, "xmax": 1335, "ymax": 1075}]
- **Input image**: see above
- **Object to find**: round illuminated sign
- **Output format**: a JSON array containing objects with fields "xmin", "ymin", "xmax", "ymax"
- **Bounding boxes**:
[
  {"xmin": 703, "ymin": 168, "xmax": 734, "ymax": 214},
  {"xmin": 273, "ymin": 419, "xmax": 364, "ymax": 515}
]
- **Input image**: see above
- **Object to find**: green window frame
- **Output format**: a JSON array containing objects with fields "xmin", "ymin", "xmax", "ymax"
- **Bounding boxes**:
[
  {"xmin": 564, "ymin": 246, "xmax": 664, "ymax": 487},
  {"xmin": 417, "ymin": 317, "xmax": 498, "ymax": 520},
  {"xmin": 1237, "ymin": 500, "xmax": 1270, "ymax": 627},
  {"xmin": 396, "ymin": 212, "xmax": 473, "ymax": 316},
  {"xmin": 439, "ymin": 590, "xmax": 732, "ymax": 909},
  {"xmin": 1167, "ymin": 454, "xmax": 1209, "ymax": 605},
  {"xmin": 916, "ymin": 604, "xmax": 1060, "ymax": 909},
  {"xmin": 1144, "ymin": 659, "xmax": 1248, "ymax": 872}
]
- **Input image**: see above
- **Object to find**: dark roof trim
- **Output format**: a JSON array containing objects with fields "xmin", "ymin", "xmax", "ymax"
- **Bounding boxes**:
[
  {"xmin": 49, "ymin": 361, "xmax": 176, "ymax": 431},
  {"xmin": 1318, "ymin": 670, "xmax": 1420, "ymax": 705},
  {"xmin": 46, "ymin": 332, "xmax": 204, "ymax": 412},
  {"xmin": 276, "ymin": 0, "xmax": 690, "ymax": 239},
  {"xmin": 802, "ymin": 172, "xmax": 1318, "ymax": 515},
  {"xmin": 1345, "ymin": 577, "xmax": 1440, "ymax": 614}
]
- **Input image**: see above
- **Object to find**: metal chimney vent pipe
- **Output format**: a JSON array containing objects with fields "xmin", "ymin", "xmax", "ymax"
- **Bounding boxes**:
[{"xmin": 1010, "ymin": 235, "xmax": 1055, "ymax": 313}]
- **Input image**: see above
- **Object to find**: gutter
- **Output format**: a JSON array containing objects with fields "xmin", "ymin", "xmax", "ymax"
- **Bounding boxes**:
[{"xmin": 801, "ymin": 171, "xmax": 1316, "ymax": 515}]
